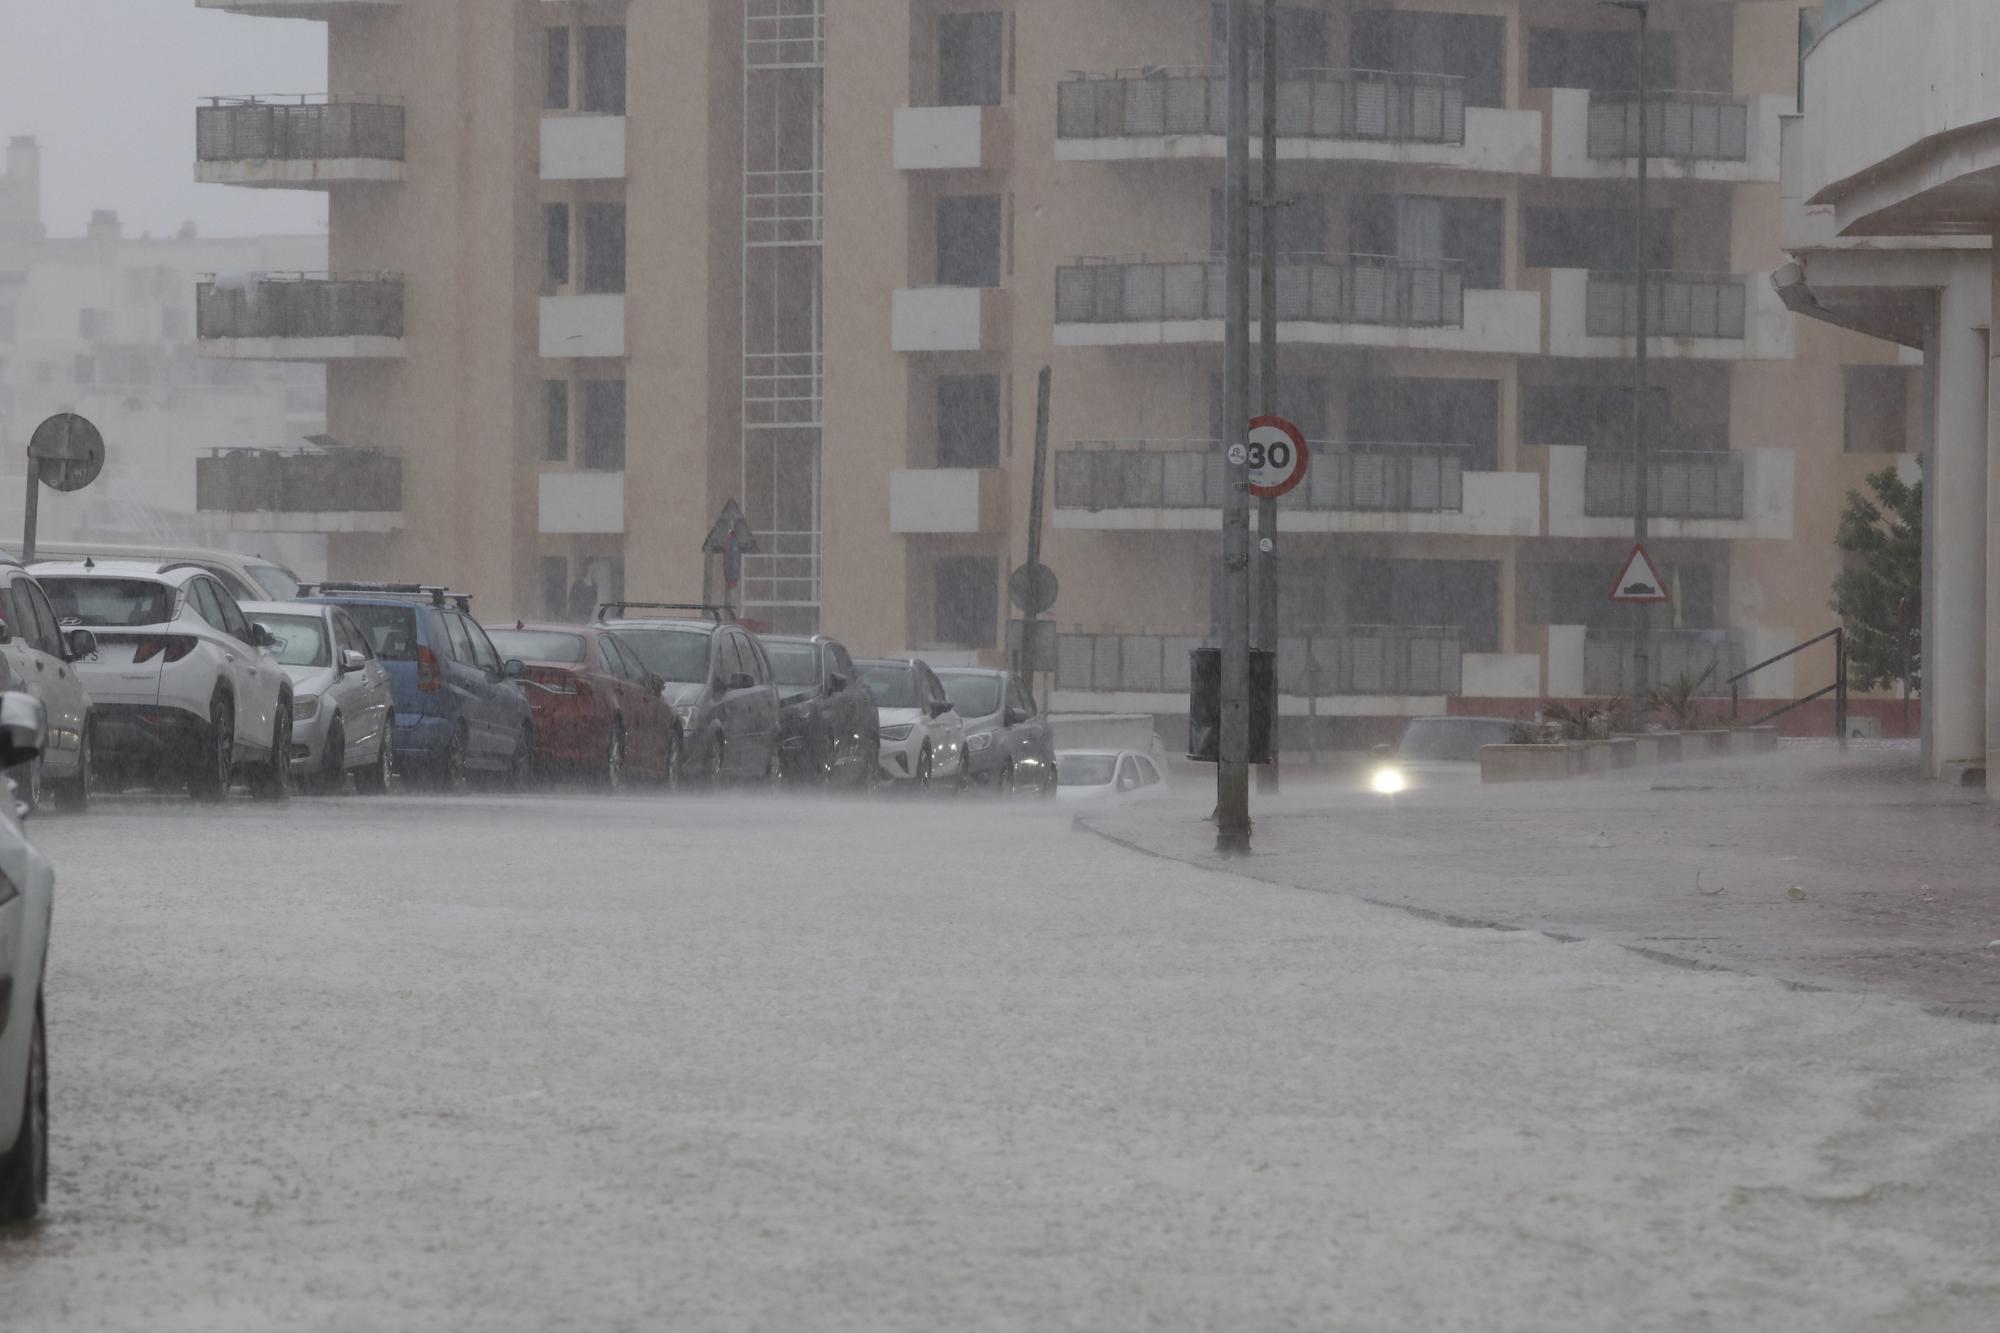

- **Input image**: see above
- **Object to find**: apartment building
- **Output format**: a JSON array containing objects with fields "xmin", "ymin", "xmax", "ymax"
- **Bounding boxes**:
[{"xmin": 192, "ymin": 1, "xmax": 1910, "ymax": 740}]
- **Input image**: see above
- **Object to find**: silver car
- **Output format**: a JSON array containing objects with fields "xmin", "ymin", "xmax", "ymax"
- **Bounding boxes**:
[{"xmin": 242, "ymin": 601, "xmax": 396, "ymax": 794}]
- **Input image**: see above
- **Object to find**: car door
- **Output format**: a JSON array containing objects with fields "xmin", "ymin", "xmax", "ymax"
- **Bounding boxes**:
[
  {"xmin": 332, "ymin": 610, "xmax": 392, "ymax": 765},
  {"xmin": 463, "ymin": 617, "xmax": 522, "ymax": 764},
  {"xmin": 213, "ymin": 584, "xmax": 285, "ymax": 752},
  {"xmin": 7, "ymin": 576, "xmax": 85, "ymax": 776},
  {"xmin": 187, "ymin": 579, "xmax": 256, "ymax": 749},
  {"xmin": 716, "ymin": 632, "xmax": 758, "ymax": 777},
  {"xmin": 742, "ymin": 636, "xmax": 782, "ymax": 774},
  {"xmin": 603, "ymin": 634, "xmax": 666, "ymax": 773},
  {"xmin": 917, "ymin": 662, "xmax": 964, "ymax": 773},
  {"xmin": 437, "ymin": 612, "xmax": 492, "ymax": 760},
  {"xmin": 827, "ymin": 643, "xmax": 867, "ymax": 779}
]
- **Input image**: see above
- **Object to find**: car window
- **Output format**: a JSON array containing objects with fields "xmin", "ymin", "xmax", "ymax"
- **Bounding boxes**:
[
  {"xmin": 830, "ymin": 644, "xmax": 856, "ymax": 681},
  {"xmin": 490, "ymin": 629, "xmax": 586, "ymax": 665},
  {"xmin": 339, "ymin": 603, "xmax": 418, "ymax": 661},
  {"xmin": 918, "ymin": 663, "xmax": 946, "ymax": 709},
  {"xmin": 1059, "ymin": 755, "xmax": 1117, "ymax": 786},
  {"xmin": 725, "ymin": 633, "xmax": 754, "ymax": 684},
  {"xmin": 215, "ymin": 586, "xmax": 256, "ymax": 644},
  {"xmin": 939, "ymin": 673, "xmax": 1002, "ymax": 718},
  {"xmin": 247, "ymin": 562, "xmax": 300, "ymax": 599},
  {"xmin": 764, "ymin": 641, "xmax": 819, "ymax": 689},
  {"xmin": 1134, "ymin": 757, "xmax": 1160, "ymax": 787},
  {"xmin": 1116, "ymin": 756, "xmax": 1139, "ymax": 790},
  {"xmin": 615, "ymin": 628, "xmax": 710, "ymax": 684},
  {"xmin": 744, "ymin": 636, "xmax": 772, "ymax": 684},
  {"xmin": 612, "ymin": 636, "xmax": 651, "ymax": 683},
  {"xmin": 253, "ymin": 613, "xmax": 330, "ymax": 668},
  {"xmin": 858, "ymin": 663, "xmax": 919, "ymax": 709},
  {"xmin": 40, "ymin": 576, "xmax": 177, "ymax": 628},
  {"xmin": 443, "ymin": 613, "xmax": 477, "ymax": 666},
  {"xmin": 1008, "ymin": 676, "xmax": 1035, "ymax": 718},
  {"xmin": 333, "ymin": 610, "xmax": 374, "ymax": 660},
  {"xmin": 466, "ymin": 620, "xmax": 504, "ymax": 675},
  {"xmin": 187, "ymin": 578, "xmax": 224, "ymax": 630},
  {"xmin": 598, "ymin": 636, "xmax": 636, "ymax": 682},
  {"xmin": 20, "ymin": 580, "xmax": 60, "ymax": 655},
  {"xmin": 1, "ymin": 580, "xmax": 34, "ymax": 650}
]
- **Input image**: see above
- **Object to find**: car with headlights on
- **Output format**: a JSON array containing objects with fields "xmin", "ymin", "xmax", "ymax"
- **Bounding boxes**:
[
  {"xmin": 934, "ymin": 667, "xmax": 1055, "ymax": 797},
  {"xmin": 1054, "ymin": 749, "xmax": 1167, "ymax": 807},
  {"xmin": 242, "ymin": 601, "xmax": 395, "ymax": 794},
  {"xmin": 856, "ymin": 657, "xmax": 964, "ymax": 791},
  {"xmin": 1367, "ymin": 716, "xmax": 1521, "ymax": 795},
  {"xmin": 599, "ymin": 604, "xmax": 779, "ymax": 785},
  {"xmin": 761, "ymin": 634, "xmax": 877, "ymax": 789},
  {"xmin": 0, "ymin": 693, "xmax": 59, "ymax": 1221},
  {"xmin": 488, "ymin": 623, "xmax": 681, "ymax": 788}
]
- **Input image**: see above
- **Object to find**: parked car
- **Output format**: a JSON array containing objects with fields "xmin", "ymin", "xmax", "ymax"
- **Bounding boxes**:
[
  {"xmin": 297, "ymin": 584, "xmax": 535, "ymax": 791},
  {"xmin": 0, "ymin": 694, "xmax": 56, "ymax": 1221},
  {"xmin": 35, "ymin": 560, "xmax": 291, "ymax": 800},
  {"xmin": 11, "ymin": 541, "xmax": 298, "ymax": 603},
  {"xmin": 0, "ymin": 556, "xmax": 96, "ymax": 811},
  {"xmin": 1367, "ymin": 716, "xmax": 1521, "ymax": 794},
  {"xmin": 488, "ymin": 623, "xmax": 680, "ymax": 788},
  {"xmin": 760, "ymin": 634, "xmax": 878, "ymax": 789},
  {"xmin": 1054, "ymin": 749, "xmax": 1169, "ymax": 807},
  {"xmin": 242, "ymin": 600, "xmax": 396, "ymax": 794},
  {"xmin": 934, "ymin": 667, "xmax": 1057, "ymax": 797},
  {"xmin": 856, "ymin": 657, "xmax": 965, "ymax": 791},
  {"xmin": 600, "ymin": 604, "xmax": 780, "ymax": 785}
]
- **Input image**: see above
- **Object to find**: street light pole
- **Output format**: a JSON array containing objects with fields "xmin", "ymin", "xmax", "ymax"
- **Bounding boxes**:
[
  {"xmin": 1217, "ymin": 0, "xmax": 1253, "ymax": 853},
  {"xmin": 1255, "ymin": 0, "xmax": 1281, "ymax": 795},
  {"xmin": 1609, "ymin": 0, "xmax": 1652, "ymax": 699}
]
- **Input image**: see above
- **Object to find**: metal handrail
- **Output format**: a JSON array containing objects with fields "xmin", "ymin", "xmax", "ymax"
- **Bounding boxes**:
[
  {"xmin": 1727, "ymin": 625, "xmax": 1847, "ymax": 743},
  {"xmin": 1057, "ymin": 66, "xmax": 1465, "ymax": 145}
]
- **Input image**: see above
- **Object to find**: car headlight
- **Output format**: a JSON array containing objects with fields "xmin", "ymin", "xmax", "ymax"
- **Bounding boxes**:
[
  {"xmin": 675, "ymin": 706, "xmax": 699, "ymax": 730},
  {"xmin": 966, "ymin": 731, "xmax": 994, "ymax": 753},
  {"xmin": 878, "ymin": 723, "xmax": 913, "ymax": 742},
  {"xmin": 294, "ymin": 694, "xmax": 320, "ymax": 722},
  {"xmin": 1371, "ymin": 766, "xmax": 1407, "ymax": 795}
]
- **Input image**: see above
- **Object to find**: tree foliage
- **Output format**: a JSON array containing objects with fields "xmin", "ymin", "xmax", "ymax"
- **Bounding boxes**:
[{"xmin": 1830, "ymin": 467, "xmax": 1921, "ymax": 692}]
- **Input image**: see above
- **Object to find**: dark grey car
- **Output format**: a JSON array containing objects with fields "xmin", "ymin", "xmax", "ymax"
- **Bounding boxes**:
[
  {"xmin": 934, "ymin": 668, "xmax": 1056, "ymax": 796},
  {"xmin": 603, "ymin": 605, "xmax": 781, "ymax": 785}
]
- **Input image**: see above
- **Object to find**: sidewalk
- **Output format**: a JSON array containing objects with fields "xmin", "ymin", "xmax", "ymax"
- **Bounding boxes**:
[{"xmin": 1083, "ymin": 742, "xmax": 2000, "ymax": 1021}]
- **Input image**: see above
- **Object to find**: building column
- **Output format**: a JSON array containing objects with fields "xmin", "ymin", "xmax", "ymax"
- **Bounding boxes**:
[
  {"xmin": 1926, "ymin": 274, "xmax": 1987, "ymax": 776},
  {"xmin": 1987, "ymin": 244, "xmax": 2000, "ymax": 793}
]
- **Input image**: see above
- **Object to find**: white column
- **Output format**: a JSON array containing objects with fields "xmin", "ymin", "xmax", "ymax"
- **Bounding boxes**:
[
  {"xmin": 1988, "ymin": 245, "xmax": 2000, "ymax": 793},
  {"xmin": 1929, "ymin": 275, "xmax": 1987, "ymax": 776}
]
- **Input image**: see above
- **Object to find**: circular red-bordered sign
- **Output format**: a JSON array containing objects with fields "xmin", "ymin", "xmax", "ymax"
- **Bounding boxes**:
[{"xmin": 1243, "ymin": 415, "xmax": 1310, "ymax": 499}]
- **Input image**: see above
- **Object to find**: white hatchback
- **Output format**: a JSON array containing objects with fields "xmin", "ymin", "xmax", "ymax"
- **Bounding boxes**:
[
  {"xmin": 1055, "ymin": 749, "xmax": 1169, "ymax": 806},
  {"xmin": 0, "ymin": 694, "xmax": 57, "ymax": 1221},
  {"xmin": 857, "ymin": 657, "xmax": 965, "ymax": 791}
]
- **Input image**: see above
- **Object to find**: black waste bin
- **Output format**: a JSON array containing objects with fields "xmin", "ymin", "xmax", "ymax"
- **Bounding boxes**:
[{"xmin": 1187, "ymin": 646, "xmax": 1274, "ymax": 764}]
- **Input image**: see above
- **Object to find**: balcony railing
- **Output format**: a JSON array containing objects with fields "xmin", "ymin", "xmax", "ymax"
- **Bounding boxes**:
[
  {"xmin": 196, "ymin": 448, "xmax": 402, "ymax": 514},
  {"xmin": 1585, "ymin": 272, "xmax": 1746, "ymax": 339},
  {"xmin": 1057, "ymin": 67, "xmax": 1464, "ymax": 145},
  {"xmin": 197, "ymin": 95, "xmax": 405, "ymax": 162},
  {"xmin": 1583, "ymin": 629, "xmax": 1745, "ymax": 697},
  {"xmin": 1584, "ymin": 450, "xmax": 1746, "ymax": 521},
  {"xmin": 1585, "ymin": 91, "xmax": 1749, "ymax": 162},
  {"xmin": 1055, "ymin": 441, "xmax": 1468, "ymax": 513},
  {"xmin": 1056, "ymin": 625, "xmax": 1463, "ymax": 697},
  {"xmin": 197, "ymin": 273, "xmax": 405, "ymax": 340},
  {"xmin": 1057, "ymin": 253, "xmax": 1464, "ymax": 328}
]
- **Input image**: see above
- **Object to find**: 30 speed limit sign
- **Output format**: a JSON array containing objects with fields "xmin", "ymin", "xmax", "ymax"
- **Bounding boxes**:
[{"xmin": 1243, "ymin": 416, "xmax": 1310, "ymax": 499}]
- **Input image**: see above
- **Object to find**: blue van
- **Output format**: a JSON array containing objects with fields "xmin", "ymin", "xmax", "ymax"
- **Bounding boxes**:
[{"xmin": 297, "ymin": 584, "xmax": 534, "ymax": 789}]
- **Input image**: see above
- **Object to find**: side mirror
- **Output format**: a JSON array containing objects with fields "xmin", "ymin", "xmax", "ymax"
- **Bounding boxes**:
[
  {"xmin": 251, "ymin": 624, "xmax": 277, "ymax": 649},
  {"xmin": 0, "ymin": 692, "xmax": 48, "ymax": 769},
  {"xmin": 503, "ymin": 658, "xmax": 526, "ymax": 679},
  {"xmin": 828, "ymin": 672, "xmax": 850, "ymax": 693},
  {"xmin": 726, "ymin": 671, "xmax": 756, "ymax": 692},
  {"xmin": 1004, "ymin": 707, "xmax": 1029, "ymax": 727},
  {"xmin": 64, "ymin": 628, "xmax": 98, "ymax": 662},
  {"xmin": 1370, "ymin": 743, "xmax": 1394, "ymax": 760},
  {"xmin": 929, "ymin": 699, "xmax": 954, "ymax": 719},
  {"xmin": 0, "ymin": 618, "xmax": 12, "ymax": 646},
  {"xmin": 646, "ymin": 673, "xmax": 666, "ymax": 694},
  {"xmin": 339, "ymin": 649, "xmax": 368, "ymax": 675}
]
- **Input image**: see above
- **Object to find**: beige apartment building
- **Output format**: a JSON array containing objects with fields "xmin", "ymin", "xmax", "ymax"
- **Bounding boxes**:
[{"xmin": 192, "ymin": 0, "xmax": 1912, "ymax": 742}]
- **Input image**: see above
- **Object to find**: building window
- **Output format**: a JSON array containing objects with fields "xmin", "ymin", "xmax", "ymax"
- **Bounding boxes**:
[
  {"xmin": 545, "ymin": 203, "xmax": 570, "ymax": 286},
  {"xmin": 1844, "ymin": 366, "xmax": 1914, "ymax": 453},
  {"xmin": 1346, "ymin": 558, "xmax": 1500, "ymax": 651},
  {"xmin": 1351, "ymin": 194, "xmax": 1503, "ymax": 289},
  {"xmin": 1348, "ymin": 378, "xmax": 1499, "ymax": 470},
  {"xmin": 1210, "ymin": 190, "xmax": 1327, "ymax": 255},
  {"xmin": 1209, "ymin": 4, "xmax": 1327, "ymax": 77},
  {"xmin": 544, "ymin": 379, "xmax": 569, "ymax": 461},
  {"xmin": 1529, "ymin": 560, "xmax": 1712, "ymax": 629},
  {"xmin": 935, "ymin": 195, "xmax": 1001, "ymax": 288},
  {"xmin": 584, "ymin": 555, "xmax": 625, "ymax": 610},
  {"xmin": 545, "ymin": 26, "xmax": 571, "ymax": 110},
  {"xmin": 582, "ymin": 379, "xmax": 626, "ymax": 470},
  {"xmin": 1527, "ymin": 27, "xmax": 1678, "ymax": 91},
  {"xmin": 934, "ymin": 556, "xmax": 998, "ymax": 648},
  {"xmin": 1209, "ymin": 373, "xmax": 1327, "ymax": 441},
  {"xmin": 1521, "ymin": 383, "xmax": 1671, "ymax": 449},
  {"xmin": 582, "ymin": 26, "xmax": 627, "ymax": 115},
  {"xmin": 542, "ymin": 556, "xmax": 570, "ymax": 619},
  {"xmin": 582, "ymin": 202, "xmax": 626, "ymax": 293},
  {"xmin": 1352, "ymin": 10, "xmax": 1505, "ymax": 109},
  {"xmin": 937, "ymin": 375, "xmax": 1000, "ymax": 468},
  {"xmin": 937, "ymin": 13, "xmax": 1004, "ymax": 107},
  {"xmin": 1523, "ymin": 206, "xmax": 1672, "ymax": 270}
]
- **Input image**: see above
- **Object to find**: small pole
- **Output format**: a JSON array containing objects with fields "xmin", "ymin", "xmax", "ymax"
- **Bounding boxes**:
[
  {"xmin": 1020, "ymin": 367, "xmax": 1053, "ymax": 711},
  {"xmin": 1835, "ymin": 626, "xmax": 1849, "ymax": 748},
  {"xmin": 1254, "ymin": 0, "xmax": 1281, "ymax": 795},
  {"xmin": 20, "ymin": 460, "xmax": 39, "ymax": 566},
  {"xmin": 1305, "ymin": 641, "xmax": 1320, "ymax": 770}
]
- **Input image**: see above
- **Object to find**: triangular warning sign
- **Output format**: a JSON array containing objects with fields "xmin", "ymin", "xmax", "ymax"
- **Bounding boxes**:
[{"xmin": 1609, "ymin": 544, "xmax": 1671, "ymax": 603}]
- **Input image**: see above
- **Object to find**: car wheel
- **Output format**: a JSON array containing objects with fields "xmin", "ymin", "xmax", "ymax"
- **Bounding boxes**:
[
  {"xmin": 251, "ymin": 705, "xmax": 293, "ymax": 803},
  {"xmin": 660, "ymin": 730, "xmax": 680, "ymax": 792},
  {"xmin": 433, "ymin": 725, "xmax": 467, "ymax": 793},
  {"xmin": 356, "ymin": 729, "xmax": 392, "ymax": 795},
  {"xmin": 916, "ymin": 744, "xmax": 933, "ymax": 791},
  {"xmin": 705, "ymin": 735, "xmax": 726, "ymax": 788},
  {"xmin": 189, "ymin": 694, "xmax": 233, "ymax": 802},
  {"xmin": 602, "ymin": 722, "xmax": 625, "ymax": 791},
  {"xmin": 52, "ymin": 719, "xmax": 91, "ymax": 814},
  {"xmin": 507, "ymin": 726, "xmax": 534, "ymax": 791},
  {"xmin": 1042, "ymin": 761, "xmax": 1059, "ymax": 798},
  {"xmin": 317, "ymin": 717, "xmax": 346, "ymax": 795},
  {"xmin": 0, "ymin": 995, "xmax": 48, "ymax": 1222},
  {"xmin": 996, "ymin": 761, "xmax": 1015, "ymax": 799}
]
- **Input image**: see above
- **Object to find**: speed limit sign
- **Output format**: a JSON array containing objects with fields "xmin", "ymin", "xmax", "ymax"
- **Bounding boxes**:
[{"xmin": 1244, "ymin": 416, "xmax": 1310, "ymax": 499}]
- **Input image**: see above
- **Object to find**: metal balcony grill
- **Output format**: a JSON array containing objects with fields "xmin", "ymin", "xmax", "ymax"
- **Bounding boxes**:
[
  {"xmin": 1057, "ymin": 254, "xmax": 1464, "ymax": 328},
  {"xmin": 196, "ymin": 448, "xmax": 402, "ymax": 514},
  {"xmin": 196, "ymin": 96, "xmax": 405, "ymax": 161},
  {"xmin": 1584, "ymin": 450, "xmax": 1747, "ymax": 520},
  {"xmin": 1055, "ymin": 626, "xmax": 1463, "ymax": 697},
  {"xmin": 1057, "ymin": 67, "xmax": 1465, "ymax": 145},
  {"xmin": 1054, "ymin": 442, "xmax": 1468, "ymax": 514},
  {"xmin": 196, "ymin": 273, "xmax": 405, "ymax": 340},
  {"xmin": 1586, "ymin": 91, "xmax": 1750, "ymax": 162},
  {"xmin": 1585, "ymin": 272, "xmax": 1746, "ymax": 339}
]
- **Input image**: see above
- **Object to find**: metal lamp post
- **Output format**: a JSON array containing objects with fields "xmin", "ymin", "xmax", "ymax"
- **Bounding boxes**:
[
  {"xmin": 1217, "ymin": 0, "xmax": 1254, "ymax": 853},
  {"xmin": 1605, "ymin": 0, "xmax": 1652, "ymax": 698}
]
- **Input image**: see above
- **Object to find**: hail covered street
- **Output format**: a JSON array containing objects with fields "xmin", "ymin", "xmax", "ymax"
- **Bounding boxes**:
[{"xmin": 1, "ymin": 785, "xmax": 1997, "ymax": 1332}]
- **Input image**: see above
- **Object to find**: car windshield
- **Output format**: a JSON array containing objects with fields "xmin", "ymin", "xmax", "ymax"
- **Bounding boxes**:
[
  {"xmin": 859, "ymin": 664, "xmax": 918, "ymax": 709},
  {"xmin": 248, "ymin": 563, "xmax": 301, "ymax": 599},
  {"xmin": 488, "ymin": 630, "xmax": 586, "ymax": 665},
  {"xmin": 938, "ymin": 674, "xmax": 1003, "ymax": 717},
  {"xmin": 1396, "ymin": 719, "xmax": 1516, "ymax": 762},
  {"xmin": 1059, "ymin": 756, "xmax": 1118, "ymax": 786},
  {"xmin": 764, "ymin": 641, "xmax": 820, "ymax": 689},
  {"xmin": 252, "ymin": 613, "xmax": 329, "ymax": 668},
  {"xmin": 618, "ymin": 629, "xmax": 711, "ymax": 683},
  {"xmin": 337, "ymin": 603, "xmax": 420, "ymax": 662},
  {"xmin": 39, "ymin": 577, "xmax": 175, "ymax": 628}
]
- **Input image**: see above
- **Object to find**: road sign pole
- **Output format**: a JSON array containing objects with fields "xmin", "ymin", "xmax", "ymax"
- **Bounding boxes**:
[
  {"xmin": 1625, "ymin": 0, "xmax": 1653, "ymax": 700},
  {"xmin": 1021, "ymin": 367, "xmax": 1053, "ymax": 710},
  {"xmin": 1217, "ymin": 0, "xmax": 1253, "ymax": 854},
  {"xmin": 19, "ymin": 461, "xmax": 39, "ymax": 567},
  {"xmin": 1254, "ymin": 0, "xmax": 1281, "ymax": 796}
]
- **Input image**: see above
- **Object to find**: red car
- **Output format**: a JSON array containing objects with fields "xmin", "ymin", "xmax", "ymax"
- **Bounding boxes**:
[{"xmin": 487, "ymin": 623, "xmax": 680, "ymax": 787}]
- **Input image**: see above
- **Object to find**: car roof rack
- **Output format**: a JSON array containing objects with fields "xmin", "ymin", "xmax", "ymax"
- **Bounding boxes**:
[
  {"xmin": 597, "ymin": 601, "xmax": 735, "ymax": 625},
  {"xmin": 300, "ymin": 581, "xmax": 473, "ymax": 614}
]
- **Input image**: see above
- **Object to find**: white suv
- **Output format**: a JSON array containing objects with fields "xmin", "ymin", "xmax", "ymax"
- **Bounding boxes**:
[{"xmin": 32, "ymin": 561, "xmax": 293, "ymax": 801}]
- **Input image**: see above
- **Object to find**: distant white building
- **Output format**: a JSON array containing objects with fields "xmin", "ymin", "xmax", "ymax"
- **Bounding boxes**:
[{"xmin": 0, "ymin": 135, "xmax": 327, "ymax": 568}]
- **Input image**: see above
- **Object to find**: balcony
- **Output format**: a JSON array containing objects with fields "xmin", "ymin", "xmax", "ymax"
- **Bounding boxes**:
[
  {"xmin": 1055, "ymin": 69, "xmax": 1540, "ymax": 176},
  {"xmin": 196, "ymin": 96, "xmax": 405, "ymax": 188},
  {"xmin": 892, "ymin": 287, "xmax": 1008, "ymax": 353},
  {"xmin": 539, "ymin": 294, "xmax": 625, "ymax": 359},
  {"xmin": 197, "ymin": 273, "xmax": 404, "ymax": 360},
  {"xmin": 1580, "ymin": 628, "xmax": 1746, "ymax": 698},
  {"xmin": 538, "ymin": 471, "xmax": 625, "ymax": 535},
  {"xmin": 894, "ymin": 105, "xmax": 1011, "ymax": 171},
  {"xmin": 1052, "ymin": 625, "xmax": 1464, "ymax": 705},
  {"xmin": 540, "ymin": 114, "xmax": 625, "ymax": 181},
  {"xmin": 889, "ymin": 468, "xmax": 1007, "ymax": 534},
  {"xmin": 1051, "ymin": 442, "xmax": 1539, "ymax": 537},
  {"xmin": 1547, "ymin": 89, "xmax": 1784, "ymax": 183},
  {"xmin": 1055, "ymin": 254, "xmax": 1538, "ymax": 354},
  {"xmin": 195, "ymin": 447, "xmax": 402, "ymax": 534},
  {"xmin": 1546, "ymin": 445, "xmax": 1793, "ymax": 541},
  {"xmin": 1547, "ymin": 269, "xmax": 1794, "ymax": 361},
  {"xmin": 196, "ymin": 0, "xmax": 399, "ymax": 14}
]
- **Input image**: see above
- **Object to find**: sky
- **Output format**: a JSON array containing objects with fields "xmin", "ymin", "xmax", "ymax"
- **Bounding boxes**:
[{"xmin": 1, "ymin": 1, "xmax": 327, "ymax": 240}]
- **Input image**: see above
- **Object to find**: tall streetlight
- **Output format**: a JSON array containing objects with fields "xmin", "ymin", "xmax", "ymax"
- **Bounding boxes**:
[
  {"xmin": 1217, "ymin": 0, "xmax": 1254, "ymax": 853},
  {"xmin": 1605, "ymin": 0, "xmax": 1652, "ymax": 698}
]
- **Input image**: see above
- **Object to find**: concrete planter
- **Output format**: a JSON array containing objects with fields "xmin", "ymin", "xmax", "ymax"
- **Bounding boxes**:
[
  {"xmin": 1746, "ymin": 725, "xmax": 1779, "ymax": 753},
  {"xmin": 1480, "ymin": 744, "xmax": 1574, "ymax": 783},
  {"xmin": 1572, "ymin": 740, "xmax": 1616, "ymax": 774},
  {"xmin": 1609, "ymin": 737, "xmax": 1639, "ymax": 768},
  {"xmin": 1697, "ymin": 730, "xmax": 1734, "ymax": 756},
  {"xmin": 1651, "ymin": 733, "xmax": 1684, "ymax": 763}
]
